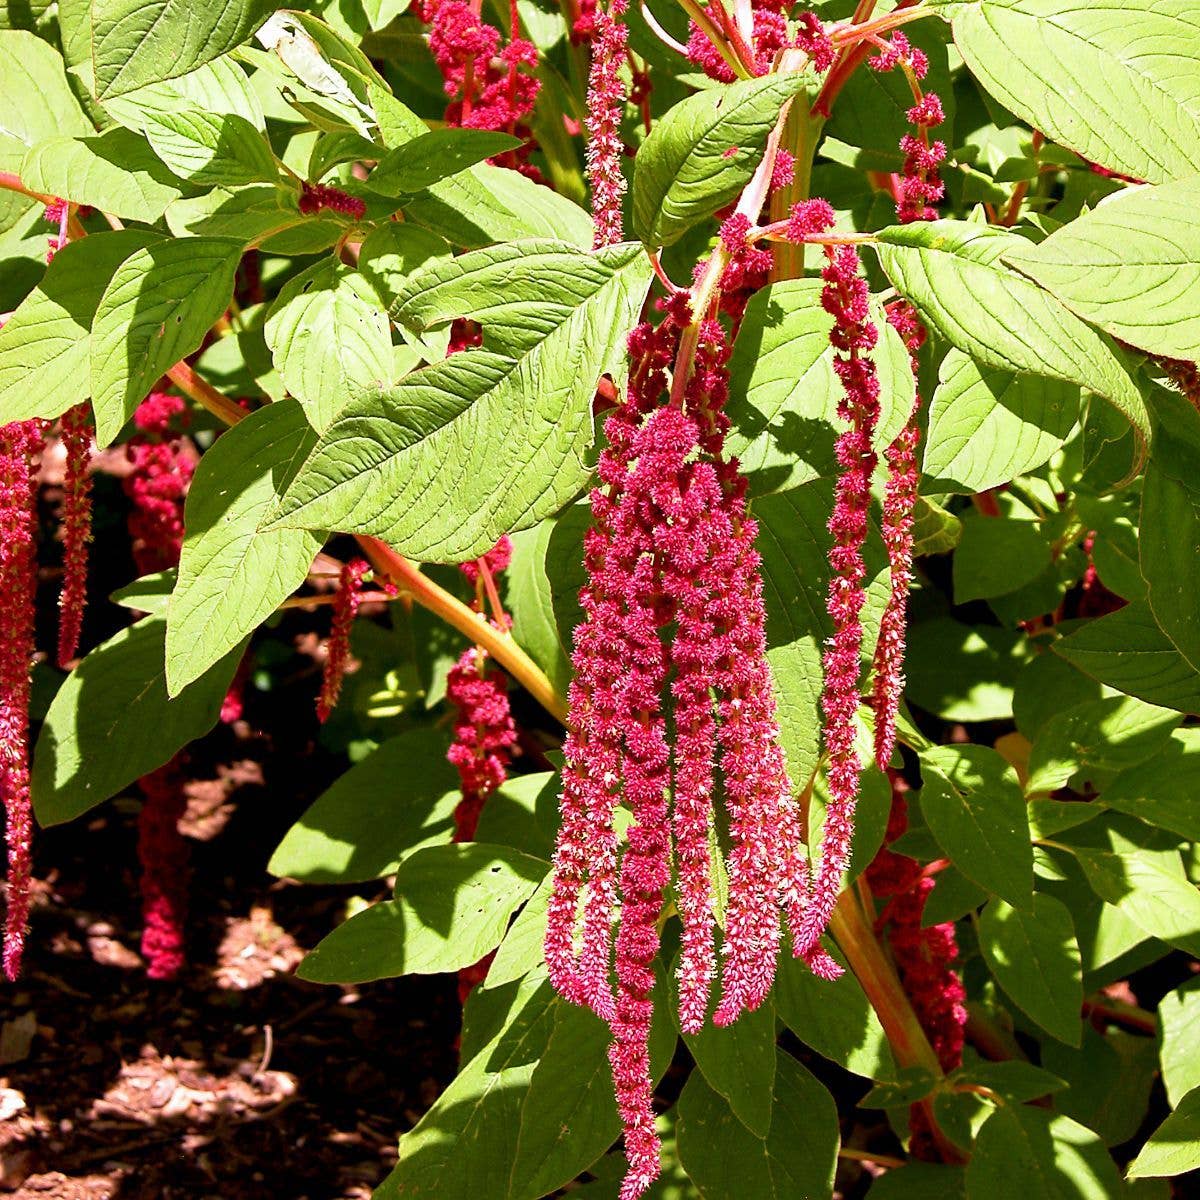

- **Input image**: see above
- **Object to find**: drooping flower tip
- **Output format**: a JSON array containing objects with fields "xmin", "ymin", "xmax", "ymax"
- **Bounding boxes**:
[
  {"xmin": 869, "ymin": 31, "xmax": 927, "ymax": 78},
  {"xmin": 57, "ymin": 404, "xmax": 93, "ymax": 669},
  {"xmin": 459, "ymin": 534, "xmax": 513, "ymax": 584},
  {"xmin": 298, "ymin": 182, "xmax": 366, "ymax": 220},
  {"xmin": 137, "ymin": 763, "xmax": 190, "ymax": 981},
  {"xmin": 316, "ymin": 558, "xmax": 370, "ymax": 723},
  {"xmin": 585, "ymin": 0, "xmax": 630, "ymax": 247}
]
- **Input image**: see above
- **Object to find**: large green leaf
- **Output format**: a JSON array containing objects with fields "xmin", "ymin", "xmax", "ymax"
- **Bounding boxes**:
[
  {"xmin": 978, "ymin": 894, "xmax": 1082, "ymax": 1046},
  {"xmin": 0, "ymin": 30, "xmax": 91, "ymax": 231},
  {"xmin": 1104, "ymin": 729, "xmax": 1200, "ymax": 842},
  {"xmin": 32, "ymin": 615, "xmax": 244, "ymax": 826},
  {"xmin": 773, "ymin": 943, "xmax": 895, "ymax": 1081},
  {"xmin": 0, "ymin": 229, "xmax": 159, "ymax": 424},
  {"xmin": 952, "ymin": 515, "xmax": 1052, "ymax": 604},
  {"xmin": 873, "ymin": 221, "xmax": 1150, "ymax": 481},
  {"xmin": 367, "ymin": 128, "xmax": 520, "ymax": 196},
  {"xmin": 166, "ymin": 401, "xmax": 324, "ymax": 695},
  {"xmin": 632, "ymin": 73, "xmax": 811, "ymax": 248},
  {"xmin": 1025, "ymin": 696, "xmax": 1181, "ymax": 796},
  {"xmin": 906, "ymin": 616, "xmax": 1028, "ymax": 722},
  {"xmin": 923, "ymin": 349, "xmax": 1079, "ymax": 493},
  {"xmin": 89, "ymin": 236, "xmax": 242, "ymax": 444},
  {"xmin": 1005, "ymin": 178, "xmax": 1200, "ymax": 360},
  {"xmin": 268, "ymin": 727, "xmax": 461, "ymax": 883},
  {"xmin": 505, "ymin": 522, "xmax": 573, "ymax": 699},
  {"xmin": 20, "ymin": 129, "xmax": 188, "ymax": 223},
  {"xmin": 1127, "ymin": 1086, "xmax": 1200, "ymax": 1180},
  {"xmin": 267, "ymin": 241, "xmax": 652, "ymax": 561},
  {"xmin": 725, "ymin": 280, "xmax": 915, "ymax": 496},
  {"xmin": 919, "ymin": 744, "xmax": 1033, "ymax": 908},
  {"xmin": 263, "ymin": 258, "xmax": 394, "ymax": 432},
  {"xmin": 101, "ymin": 55, "xmax": 266, "ymax": 132},
  {"xmin": 950, "ymin": 0, "xmax": 1200, "ymax": 184},
  {"xmin": 89, "ymin": 0, "xmax": 273, "ymax": 99},
  {"xmin": 966, "ymin": 1106, "xmax": 1125, "ymax": 1200},
  {"xmin": 1159, "ymin": 979, "xmax": 1200, "ymax": 1107},
  {"xmin": 1054, "ymin": 603, "xmax": 1200, "ymax": 715},
  {"xmin": 298, "ymin": 843, "xmax": 546, "ymax": 982},
  {"xmin": 676, "ymin": 1049, "xmax": 839, "ymax": 1200},
  {"xmin": 1072, "ymin": 841, "xmax": 1200, "ymax": 958},
  {"xmin": 140, "ymin": 108, "xmax": 279, "ymax": 187}
]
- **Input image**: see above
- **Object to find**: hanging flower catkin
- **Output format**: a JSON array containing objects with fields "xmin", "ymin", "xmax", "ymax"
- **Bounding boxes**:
[
  {"xmin": 317, "ymin": 558, "xmax": 370, "ymax": 723},
  {"xmin": 585, "ymin": 0, "xmax": 630, "ymax": 247},
  {"xmin": 136, "ymin": 762, "xmax": 190, "ymax": 981},
  {"xmin": 57, "ymin": 403, "xmax": 93, "ymax": 668}
]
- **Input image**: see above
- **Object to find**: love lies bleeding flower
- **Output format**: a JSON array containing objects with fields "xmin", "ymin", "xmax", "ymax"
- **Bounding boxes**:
[
  {"xmin": 57, "ymin": 403, "xmax": 93, "ymax": 669},
  {"xmin": 585, "ymin": 0, "xmax": 630, "ymax": 247},
  {"xmin": 317, "ymin": 558, "xmax": 370, "ymax": 723}
]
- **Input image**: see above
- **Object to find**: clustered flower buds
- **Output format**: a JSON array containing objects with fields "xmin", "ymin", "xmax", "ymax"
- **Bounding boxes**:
[
  {"xmin": 547, "ymin": 293, "xmax": 816, "ymax": 1198},
  {"xmin": 298, "ymin": 182, "xmax": 366, "ymax": 220},
  {"xmin": 57, "ymin": 403, "xmax": 93, "ymax": 669},
  {"xmin": 0, "ymin": 420, "xmax": 45, "ymax": 980},
  {"xmin": 317, "ymin": 558, "xmax": 370, "ymax": 723},
  {"xmin": 136, "ymin": 762, "xmax": 190, "ymax": 981}
]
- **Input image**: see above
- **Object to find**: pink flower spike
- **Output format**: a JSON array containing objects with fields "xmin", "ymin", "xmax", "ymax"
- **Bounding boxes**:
[
  {"xmin": 137, "ymin": 762, "xmax": 190, "ymax": 980},
  {"xmin": 585, "ymin": 0, "xmax": 630, "ymax": 247},
  {"xmin": 316, "ymin": 559, "xmax": 369, "ymax": 722},
  {"xmin": 57, "ymin": 403, "xmax": 93, "ymax": 668}
]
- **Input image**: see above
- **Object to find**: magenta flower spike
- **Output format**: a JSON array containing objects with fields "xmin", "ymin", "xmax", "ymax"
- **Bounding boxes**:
[{"xmin": 585, "ymin": 0, "xmax": 630, "ymax": 247}]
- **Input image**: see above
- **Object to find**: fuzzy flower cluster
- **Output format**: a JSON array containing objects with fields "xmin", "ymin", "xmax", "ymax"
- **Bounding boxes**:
[
  {"xmin": 417, "ymin": 0, "xmax": 541, "ymax": 176},
  {"xmin": 136, "ymin": 762, "xmax": 191, "ymax": 980},
  {"xmin": 547, "ymin": 294, "xmax": 820, "ymax": 1198},
  {"xmin": 0, "ymin": 420, "xmax": 44, "ymax": 980},
  {"xmin": 298, "ymin": 181, "xmax": 366, "ymax": 220},
  {"xmin": 866, "ymin": 780, "xmax": 966, "ymax": 1155},
  {"xmin": 869, "ymin": 33, "xmax": 946, "ymax": 222},
  {"xmin": 122, "ymin": 392, "xmax": 196, "ymax": 575},
  {"xmin": 782, "ymin": 199, "xmax": 882, "ymax": 975},
  {"xmin": 687, "ymin": 0, "xmax": 831, "ymax": 82},
  {"xmin": 57, "ymin": 403, "xmax": 93, "ymax": 668},
  {"xmin": 317, "ymin": 558, "xmax": 370, "ymax": 723},
  {"xmin": 585, "ymin": 0, "xmax": 630, "ymax": 247}
]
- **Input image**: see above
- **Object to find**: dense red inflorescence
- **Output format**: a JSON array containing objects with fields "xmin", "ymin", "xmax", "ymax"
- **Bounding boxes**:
[
  {"xmin": 418, "ymin": 0, "xmax": 542, "ymax": 178},
  {"xmin": 547, "ymin": 287, "xmax": 817, "ymax": 1196},
  {"xmin": 866, "ymin": 779, "xmax": 967, "ymax": 1157},
  {"xmin": 585, "ymin": 0, "xmax": 630, "ymax": 247},
  {"xmin": 786, "ymin": 199, "xmax": 882, "ymax": 977},
  {"xmin": 0, "ymin": 421, "xmax": 45, "ymax": 980},
  {"xmin": 317, "ymin": 558, "xmax": 370, "ymax": 723},
  {"xmin": 136, "ymin": 762, "xmax": 191, "ymax": 981},
  {"xmin": 57, "ymin": 403, "xmax": 94, "ymax": 668},
  {"xmin": 298, "ymin": 182, "xmax": 366, "ymax": 220}
]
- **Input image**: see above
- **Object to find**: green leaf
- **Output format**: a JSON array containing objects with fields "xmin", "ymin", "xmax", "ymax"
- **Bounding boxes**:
[
  {"xmin": 1103, "ymin": 730, "xmax": 1200, "ymax": 848},
  {"xmin": 866, "ymin": 1164, "xmax": 966, "ymax": 1200},
  {"xmin": 110, "ymin": 570, "xmax": 176, "ymax": 616},
  {"xmin": 1041, "ymin": 1026, "xmax": 1159, "ymax": 1147},
  {"xmin": 873, "ymin": 221, "xmax": 1150, "ymax": 482},
  {"xmin": 861, "ymin": 1066, "xmax": 941, "ymax": 1110},
  {"xmin": 966, "ymin": 1106, "xmax": 1125, "ymax": 1200},
  {"xmin": 1005, "ymin": 178, "xmax": 1200, "ymax": 360},
  {"xmin": 978, "ymin": 894, "xmax": 1082, "ymax": 1045},
  {"xmin": 676, "ymin": 1049, "xmax": 839, "ymax": 1200},
  {"xmin": 919, "ymin": 744, "xmax": 1033, "ymax": 908},
  {"xmin": 950, "ymin": 0, "xmax": 1200, "ymax": 185},
  {"xmin": 298, "ymin": 843, "xmax": 546, "ymax": 982},
  {"xmin": 1127, "ymin": 1086, "xmax": 1200, "ymax": 1180},
  {"xmin": 923, "ymin": 350, "xmax": 1079, "ymax": 494},
  {"xmin": 484, "ymin": 873, "xmax": 553, "ymax": 991},
  {"xmin": 1026, "ymin": 696, "xmax": 1181, "ymax": 796},
  {"xmin": 505, "ymin": 522, "xmax": 574, "ymax": 700},
  {"xmin": 0, "ymin": 229, "xmax": 160, "ymax": 424},
  {"xmin": 89, "ymin": 237, "xmax": 243, "ymax": 445},
  {"xmin": 953, "ymin": 515, "xmax": 1052, "ymax": 604},
  {"xmin": 774, "ymin": 943, "xmax": 895, "ymax": 1081},
  {"xmin": 1054, "ymin": 602, "xmax": 1200, "ymax": 715},
  {"xmin": 406, "ymin": 160, "xmax": 594, "ymax": 249},
  {"xmin": 357, "ymin": 221, "xmax": 452, "ymax": 310},
  {"xmin": 268, "ymin": 241, "xmax": 652, "ymax": 561},
  {"xmin": 166, "ymin": 401, "xmax": 324, "ymax": 695},
  {"xmin": 906, "ymin": 616, "xmax": 1028, "ymax": 722},
  {"xmin": 263, "ymin": 258, "xmax": 394, "ymax": 432},
  {"xmin": 368, "ymin": 128, "xmax": 521, "ymax": 195},
  {"xmin": 89, "ymin": 0, "xmax": 273, "ymax": 99},
  {"xmin": 947, "ymin": 1060, "xmax": 1067, "ymax": 1104},
  {"xmin": 725, "ymin": 280, "xmax": 916, "ymax": 496},
  {"xmin": 1159, "ymin": 979, "xmax": 1200, "ymax": 1107},
  {"xmin": 1141, "ymin": 461, "xmax": 1200, "ymax": 671},
  {"xmin": 632, "ymin": 73, "xmax": 811, "ymax": 248},
  {"xmin": 1072, "ymin": 842, "xmax": 1200, "ymax": 958},
  {"xmin": 20, "ymin": 129, "xmax": 188, "ymax": 223},
  {"xmin": 911, "ymin": 495, "xmax": 963, "ymax": 556},
  {"xmin": 924, "ymin": 866, "xmax": 987, "ymax": 926},
  {"xmin": 141, "ymin": 108, "xmax": 279, "ymax": 187},
  {"xmin": 101, "ymin": 55, "xmax": 266, "ymax": 132},
  {"xmin": 268, "ymin": 727, "xmax": 460, "ymax": 883},
  {"xmin": 675, "ymin": 960, "xmax": 776, "ymax": 1137},
  {"xmin": 31, "ymin": 615, "xmax": 243, "ymax": 826}
]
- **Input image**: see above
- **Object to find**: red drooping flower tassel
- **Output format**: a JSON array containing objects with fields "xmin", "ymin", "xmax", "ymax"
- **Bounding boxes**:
[
  {"xmin": 548, "ymin": 292, "xmax": 811, "ymax": 1197},
  {"xmin": 585, "ymin": 0, "xmax": 630, "ymax": 247},
  {"xmin": 786, "ymin": 201, "xmax": 882, "ymax": 976},
  {"xmin": 136, "ymin": 762, "xmax": 190, "ymax": 981},
  {"xmin": 0, "ymin": 421, "xmax": 44, "ymax": 980},
  {"xmin": 317, "ymin": 558, "xmax": 370, "ymax": 723},
  {"xmin": 297, "ymin": 182, "xmax": 366, "ymax": 220},
  {"xmin": 57, "ymin": 403, "xmax": 93, "ymax": 668}
]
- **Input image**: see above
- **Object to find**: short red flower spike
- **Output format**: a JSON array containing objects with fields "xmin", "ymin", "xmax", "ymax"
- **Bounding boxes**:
[{"xmin": 137, "ymin": 762, "xmax": 190, "ymax": 981}]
